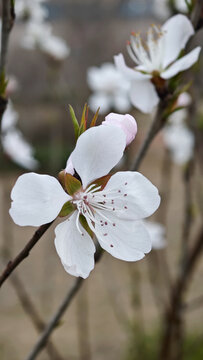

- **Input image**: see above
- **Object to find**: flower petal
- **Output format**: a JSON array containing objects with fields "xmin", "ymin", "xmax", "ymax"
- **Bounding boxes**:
[
  {"xmin": 161, "ymin": 47, "xmax": 201, "ymax": 79},
  {"xmin": 88, "ymin": 213, "xmax": 151, "ymax": 261},
  {"xmin": 9, "ymin": 173, "xmax": 70, "ymax": 226},
  {"xmin": 71, "ymin": 125, "xmax": 126, "ymax": 188},
  {"xmin": 130, "ymin": 80, "xmax": 159, "ymax": 114},
  {"xmin": 88, "ymin": 92, "xmax": 111, "ymax": 114},
  {"xmin": 162, "ymin": 14, "xmax": 195, "ymax": 68},
  {"xmin": 114, "ymin": 53, "xmax": 151, "ymax": 80},
  {"xmin": 54, "ymin": 211, "xmax": 96, "ymax": 279},
  {"xmin": 102, "ymin": 171, "xmax": 161, "ymax": 220}
]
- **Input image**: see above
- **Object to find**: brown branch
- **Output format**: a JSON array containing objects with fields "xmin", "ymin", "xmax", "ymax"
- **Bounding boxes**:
[
  {"xmin": 9, "ymin": 272, "xmax": 64, "ymax": 360},
  {"xmin": 0, "ymin": 0, "xmax": 15, "ymax": 121},
  {"xmin": 25, "ymin": 246, "xmax": 103, "ymax": 360},
  {"xmin": 130, "ymin": 100, "xmax": 169, "ymax": 172},
  {"xmin": 159, "ymin": 225, "xmax": 203, "ymax": 360},
  {"xmin": 0, "ymin": 221, "xmax": 54, "ymax": 288}
]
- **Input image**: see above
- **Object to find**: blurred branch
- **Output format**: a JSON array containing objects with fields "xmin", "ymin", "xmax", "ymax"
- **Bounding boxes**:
[
  {"xmin": 131, "ymin": 101, "xmax": 169, "ymax": 171},
  {"xmin": 191, "ymin": 0, "xmax": 203, "ymax": 30},
  {"xmin": 9, "ymin": 272, "xmax": 64, "ymax": 360},
  {"xmin": 0, "ymin": 0, "xmax": 15, "ymax": 73},
  {"xmin": 159, "ymin": 225, "xmax": 203, "ymax": 360},
  {"xmin": 181, "ymin": 159, "xmax": 194, "ymax": 273},
  {"xmin": 25, "ymin": 245, "xmax": 103, "ymax": 360},
  {"xmin": 0, "ymin": 0, "xmax": 15, "ymax": 120},
  {"xmin": 0, "ymin": 221, "xmax": 54, "ymax": 288}
]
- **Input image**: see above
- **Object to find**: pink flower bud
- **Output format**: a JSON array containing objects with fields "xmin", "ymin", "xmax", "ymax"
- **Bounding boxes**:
[
  {"xmin": 176, "ymin": 92, "xmax": 192, "ymax": 108},
  {"xmin": 102, "ymin": 113, "xmax": 137, "ymax": 146},
  {"xmin": 65, "ymin": 154, "xmax": 74, "ymax": 175}
]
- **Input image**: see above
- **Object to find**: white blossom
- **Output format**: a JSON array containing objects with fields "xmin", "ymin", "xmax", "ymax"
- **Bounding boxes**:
[
  {"xmin": 144, "ymin": 220, "xmax": 166, "ymax": 250},
  {"xmin": 10, "ymin": 125, "xmax": 160, "ymax": 279},
  {"xmin": 115, "ymin": 15, "xmax": 201, "ymax": 113},
  {"xmin": 2, "ymin": 129, "xmax": 39, "ymax": 170},
  {"xmin": 87, "ymin": 63, "xmax": 131, "ymax": 114},
  {"xmin": 22, "ymin": 21, "xmax": 70, "ymax": 61},
  {"xmin": 102, "ymin": 112, "xmax": 137, "ymax": 146},
  {"xmin": 162, "ymin": 109, "xmax": 194, "ymax": 164},
  {"xmin": 1, "ymin": 101, "xmax": 19, "ymax": 133},
  {"xmin": 15, "ymin": 0, "xmax": 48, "ymax": 22}
]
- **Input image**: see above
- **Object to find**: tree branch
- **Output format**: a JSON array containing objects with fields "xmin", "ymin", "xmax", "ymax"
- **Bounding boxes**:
[
  {"xmin": 0, "ymin": 221, "xmax": 54, "ymax": 288},
  {"xmin": 25, "ymin": 246, "xmax": 103, "ymax": 360},
  {"xmin": 130, "ymin": 101, "xmax": 169, "ymax": 171},
  {"xmin": 0, "ymin": 0, "xmax": 15, "ymax": 120},
  {"xmin": 159, "ymin": 225, "xmax": 203, "ymax": 360}
]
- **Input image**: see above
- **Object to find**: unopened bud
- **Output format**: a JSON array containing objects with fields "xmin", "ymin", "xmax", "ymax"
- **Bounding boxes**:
[{"xmin": 102, "ymin": 113, "xmax": 137, "ymax": 146}]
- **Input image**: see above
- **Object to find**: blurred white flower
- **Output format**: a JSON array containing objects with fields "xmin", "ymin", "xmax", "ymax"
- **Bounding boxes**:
[
  {"xmin": 163, "ymin": 109, "xmax": 195, "ymax": 164},
  {"xmin": 15, "ymin": 0, "xmax": 48, "ymax": 22},
  {"xmin": 153, "ymin": 0, "xmax": 170, "ymax": 19},
  {"xmin": 87, "ymin": 63, "xmax": 131, "ymax": 114},
  {"xmin": 115, "ymin": 15, "xmax": 201, "ymax": 113},
  {"xmin": 22, "ymin": 21, "xmax": 70, "ymax": 61},
  {"xmin": 41, "ymin": 35, "xmax": 70, "ymax": 61},
  {"xmin": 1, "ymin": 101, "xmax": 19, "ymax": 133},
  {"xmin": 175, "ymin": 0, "xmax": 190, "ymax": 13},
  {"xmin": 176, "ymin": 92, "xmax": 192, "ymax": 108},
  {"xmin": 5, "ymin": 76, "xmax": 19, "ymax": 97},
  {"xmin": 2, "ymin": 129, "xmax": 39, "ymax": 170},
  {"xmin": 144, "ymin": 220, "xmax": 167, "ymax": 250}
]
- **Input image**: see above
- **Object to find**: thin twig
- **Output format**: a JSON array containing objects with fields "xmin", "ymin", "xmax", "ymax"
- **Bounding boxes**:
[
  {"xmin": 0, "ymin": 0, "xmax": 15, "ymax": 72},
  {"xmin": 181, "ymin": 159, "xmax": 194, "ymax": 273},
  {"xmin": 0, "ymin": 221, "xmax": 54, "ymax": 288},
  {"xmin": 0, "ymin": 0, "xmax": 15, "ymax": 120},
  {"xmin": 130, "ymin": 101, "xmax": 168, "ymax": 171},
  {"xmin": 159, "ymin": 225, "xmax": 203, "ymax": 360},
  {"xmin": 25, "ymin": 246, "xmax": 103, "ymax": 360},
  {"xmin": 9, "ymin": 273, "xmax": 64, "ymax": 360}
]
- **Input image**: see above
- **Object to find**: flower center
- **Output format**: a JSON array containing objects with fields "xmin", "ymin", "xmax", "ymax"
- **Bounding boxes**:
[{"xmin": 127, "ymin": 24, "xmax": 165, "ymax": 74}]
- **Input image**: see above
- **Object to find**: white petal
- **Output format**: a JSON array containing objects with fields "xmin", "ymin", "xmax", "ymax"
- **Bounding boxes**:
[
  {"xmin": 144, "ymin": 220, "xmax": 167, "ymax": 250},
  {"xmin": 54, "ymin": 211, "xmax": 95, "ymax": 279},
  {"xmin": 162, "ymin": 14, "xmax": 195, "ymax": 68},
  {"xmin": 161, "ymin": 47, "xmax": 201, "ymax": 79},
  {"xmin": 9, "ymin": 173, "xmax": 70, "ymax": 226},
  {"xmin": 71, "ymin": 125, "xmax": 126, "ymax": 188},
  {"xmin": 88, "ymin": 92, "xmax": 111, "ymax": 114},
  {"xmin": 89, "ymin": 212, "xmax": 151, "ymax": 261},
  {"xmin": 114, "ymin": 53, "xmax": 151, "ymax": 80},
  {"xmin": 103, "ymin": 171, "xmax": 160, "ymax": 220},
  {"xmin": 130, "ymin": 80, "xmax": 159, "ymax": 114}
]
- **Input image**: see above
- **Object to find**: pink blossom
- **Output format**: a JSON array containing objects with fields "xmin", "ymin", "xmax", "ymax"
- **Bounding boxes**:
[{"xmin": 102, "ymin": 113, "xmax": 137, "ymax": 146}]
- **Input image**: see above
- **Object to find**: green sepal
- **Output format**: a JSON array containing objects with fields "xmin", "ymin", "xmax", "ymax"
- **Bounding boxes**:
[
  {"xmin": 65, "ymin": 173, "xmax": 82, "ymax": 195},
  {"xmin": 89, "ymin": 174, "xmax": 111, "ymax": 192},
  {"xmin": 79, "ymin": 214, "xmax": 94, "ymax": 238},
  {"xmin": 59, "ymin": 201, "xmax": 76, "ymax": 217},
  {"xmin": 69, "ymin": 104, "xmax": 80, "ymax": 140},
  {"xmin": 90, "ymin": 107, "xmax": 100, "ymax": 127}
]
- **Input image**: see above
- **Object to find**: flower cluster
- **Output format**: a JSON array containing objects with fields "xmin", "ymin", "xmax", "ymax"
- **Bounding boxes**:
[
  {"xmin": 17, "ymin": 0, "xmax": 70, "ymax": 62},
  {"xmin": 115, "ymin": 14, "xmax": 201, "ymax": 113},
  {"xmin": 87, "ymin": 63, "xmax": 131, "ymax": 114},
  {"xmin": 1, "ymin": 101, "xmax": 38, "ymax": 170},
  {"xmin": 10, "ymin": 115, "xmax": 160, "ymax": 279}
]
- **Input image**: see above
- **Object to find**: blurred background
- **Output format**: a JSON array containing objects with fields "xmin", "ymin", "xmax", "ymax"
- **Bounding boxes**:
[{"xmin": 0, "ymin": 0, "xmax": 203, "ymax": 359}]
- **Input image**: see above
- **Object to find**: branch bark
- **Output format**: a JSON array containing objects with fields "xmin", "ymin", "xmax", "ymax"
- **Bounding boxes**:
[
  {"xmin": 159, "ymin": 225, "xmax": 203, "ymax": 360},
  {"xmin": 25, "ymin": 246, "xmax": 103, "ymax": 360}
]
